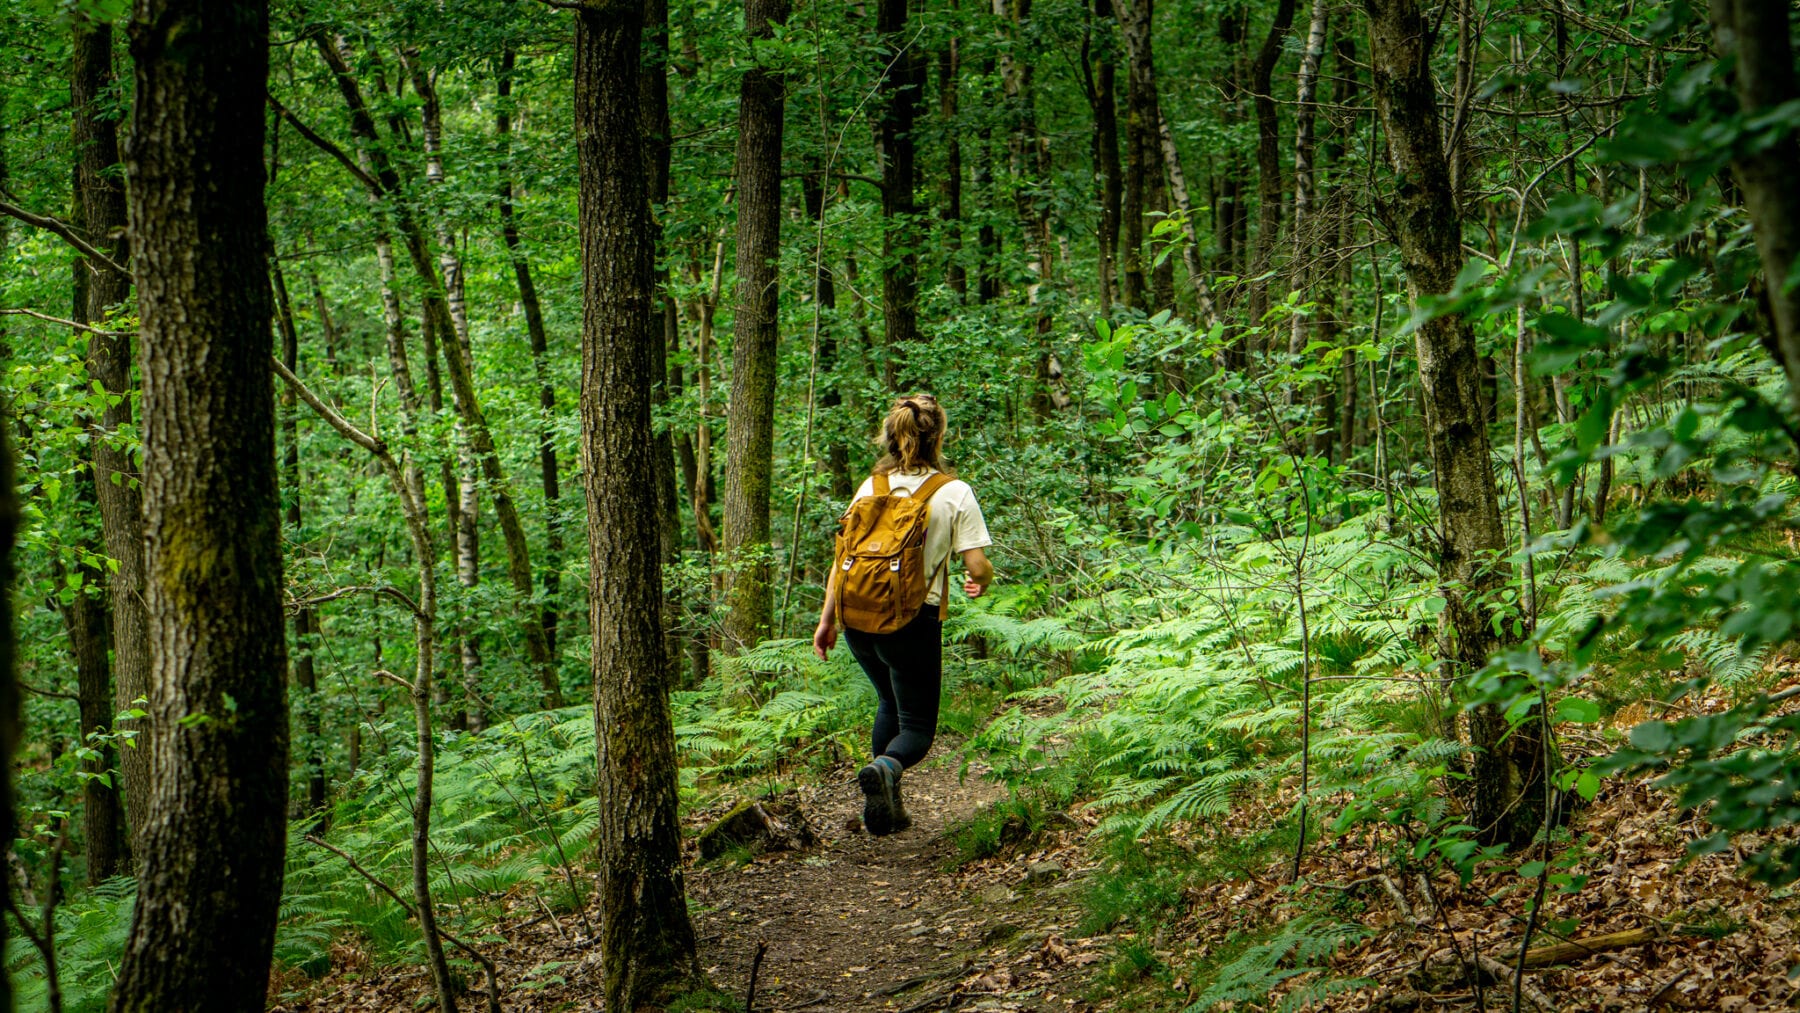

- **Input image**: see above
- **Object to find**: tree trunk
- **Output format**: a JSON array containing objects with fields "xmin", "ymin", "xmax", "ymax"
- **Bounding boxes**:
[
  {"xmin": 72, "ymin": 14, "xmax": 151, "ymax": 861},
  {"xmin": 1366, "ymin": 0, "xmax": 1543, "ymax": 850},
  {"xmin": 408, "ymin": 55, "xmax": 554, "ymax": 720},
  {"xmin": 641, "ymin": 0, "xmax": 686, "ymax": 682},
  {"xmin": 1117, "ymin": 0, "xmax": 1153, "ymax": 311},
  {"xmin": 1087, "ymin": 0, "xmax": 1122, "ymax": 317},
  {"xmin": 994, "ymin": 0, "xmax": 1062, "ymax": 411},
  {"xmin": 1710, "ymin": 0, "xmax": 1800, "ymax": 407},
  {"xmin": 1246, "ymin": 0, "xmax": 1297, "ymax": 329},
  {"xmin": 575, "ymin": 2, "xmax": 702, "ymax": 1004},
  {"xmin": 1288, "ymin": 0, "xmax": 1327, "ymax": 357},
  {"xmin": 497, "ymin": 49, "xmax": 565, "ymax": 666},
  {"xmin": 722, "ymin": 0, "xmax": 789, "ymax": 653},
  {"xmin": 939, "ymin": 35, "xmax": 968, "ymax": 299},
  {"xmin": 0, "ymin": 395, "xmax": 19, "ymax": 1012},
  {"xmin": 803, "ymin": 169, "xmax": 854, "ymax": 499},
  {"xmin": 877, "ymin": 0, "xmax": 923, "ymax": 383},
  {"xmin": 110, "ymin": 0, "xmax": 291, "ymax": 1000},
  {"xmin": 70, "ymin": 15, "xmax": 131, "ymax": 880},
  {"xmin": 1157, "ymin": 108, "xmax": 1222, "ymax": 330},
  {"xmin": 273, "ymin": 261, "xmax": 327, "ymax": 817}
]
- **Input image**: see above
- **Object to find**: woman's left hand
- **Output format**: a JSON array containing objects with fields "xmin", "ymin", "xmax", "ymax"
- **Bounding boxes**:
[{"xmin": 963, "ymin": 577, "xmax": 986, "ymax": 598}]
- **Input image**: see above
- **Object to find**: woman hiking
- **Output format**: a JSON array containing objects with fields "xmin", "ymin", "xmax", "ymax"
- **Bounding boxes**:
[{"xmin": 813, "ymin": 394, "xmax": 994, "ymax": 835}]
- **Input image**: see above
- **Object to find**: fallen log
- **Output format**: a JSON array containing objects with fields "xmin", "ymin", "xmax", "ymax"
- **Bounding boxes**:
[{"xmin": 1507, "ymin": 927, "xmax": 1659, "ymax": 969}]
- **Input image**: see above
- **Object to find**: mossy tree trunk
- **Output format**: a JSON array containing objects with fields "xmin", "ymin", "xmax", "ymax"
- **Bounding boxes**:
[
  {"xmin": 109, "ymin": 0, "xmax": 290, "ymax": 1002},
  {"xmin": 722, "ymin": 0, "xmax": 790, "ymax": 652},
  {"xmin": 1366, "ymin": 0, "xmax": 1545, "ymax": 850}
]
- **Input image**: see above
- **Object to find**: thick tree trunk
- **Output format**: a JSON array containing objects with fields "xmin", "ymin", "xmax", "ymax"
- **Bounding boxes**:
[
  {"xmin": 1710, "ymin": 0, "xmax": 1800, "ymax": 407},
  {"xmin": 722, "ymin": 0, "xmax": 789, "ymax": 653},
  {"xmin": 877, "ymin": 0, "xmax": 923, "ymax": 383},
  {"xmin": 1246, "ymin": 0, "xmax": 1297, "ymax": 329},
  {"xmin": 69, "ymin": 16, "xmax": 130, "ymax": 881},
  {"xmin": 110, "ymin": 0, "xmax": 291, "ymax": 1001},
  {"xmin": 273, "ymin": 261, "xmax": 327, "ymax": 817},
  {"xmin": 1087, "ymin": 0, "xmax": 1122, "ymax": 317},
  {"xmin": 1367, "ymin": 0, "xmax": 1543, "ymax": 850},
  {"xmin": 574, "ymin": 2, "xmax": 701, "ymax": 1005},
  {"xmin": 72, "ymin": 14, "xmax": 151, "ymax": 860},
  {"xmin": 497, "ymin": 49, "xmax": 565, "ymax": 666}
]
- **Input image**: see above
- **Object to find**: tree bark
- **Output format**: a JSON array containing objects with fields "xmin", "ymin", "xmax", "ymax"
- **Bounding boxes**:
[
  {"xmin": 72, "ymin": 13, "xmax": 151, "ymax": 861},
  {"xmin": 273, "ymin": 261, "xmax": 326, "ymax": 817},
  {"xmin": 877, "ymin": 0, "xmax": 923, "ymax": 382},
  {"xmin": 110, "ymin": 0, "xmax": 291, "ymax": 1000},
  {"xmin": 1366, "ymin": 0, "xmax": 1543, "ymax": 849},
  {"xmin": 575, "ymin": 2, "xmax": 702, "ymax": 1005},
  {"xmin": 69, "ymin": 15, "xmax": 130, "ymax": 881},
  {"xmin": 1710, "ymin": 0, "xmax": 1800, "ymax": 408},
  {"xmin": 722, "ymin": 0, "xmax": 790, "ymax": 653}
]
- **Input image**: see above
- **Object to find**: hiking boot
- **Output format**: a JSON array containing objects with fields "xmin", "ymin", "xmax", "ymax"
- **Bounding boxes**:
[
  {"xmin": 891, "ymin": 776, "xmax": 913, "ymax": 833},
  {"xmin": 858, "ymin": 756, "xmax": 903, "ymax": 836}
]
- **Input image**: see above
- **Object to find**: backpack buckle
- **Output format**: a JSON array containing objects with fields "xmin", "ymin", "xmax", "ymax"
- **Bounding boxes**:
[
  {"xmin": 843, "ymin": 558, "xmax": 853, "ymax": 571},
  {"xmin": 888, "ymin": 558, "xmax": 900, "ymax": 572}
]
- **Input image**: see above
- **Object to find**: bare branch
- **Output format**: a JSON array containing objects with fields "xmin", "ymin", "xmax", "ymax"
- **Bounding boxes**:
[
  {"xmin": 270, "ymin": 356, "xmax": 386, "ymax": 456},
  {"xmin": 0, "ymin": 201, "xmax": 132, "ymax": 279},
  {"xmin": 266, "ymin": 94, "xmax": 386, "ymax": 197},
  {"xmin": 0, "ymin": 307, "xmax": 132, "ymax": 336},
  {"xmin": 287, "ymin": 584, "xmax": 423, "ymax": 618}
]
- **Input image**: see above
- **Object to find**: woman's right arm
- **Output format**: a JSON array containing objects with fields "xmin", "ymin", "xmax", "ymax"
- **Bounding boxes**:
[
  {"xmin": 961, "ymin": 547, "xmax": 994, "ymax": 598},
  {"xmin": 813, "ymin": 566, "xmax": 840, "ymax": 659}
]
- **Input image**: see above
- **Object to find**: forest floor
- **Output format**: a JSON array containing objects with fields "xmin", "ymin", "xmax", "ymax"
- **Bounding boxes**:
[
  {"xmin": 273, "ymin": 743, "xmax": 1113, "ymax": 1013},
  {"xmin": 272, "ymin": 691, "xmax": 1800, "ymax": 1013}
]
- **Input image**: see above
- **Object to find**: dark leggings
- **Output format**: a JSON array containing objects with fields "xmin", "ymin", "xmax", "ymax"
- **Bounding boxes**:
[{"xmin": 844, "ymin": 607, "xmax": 942, "ymax": 769}]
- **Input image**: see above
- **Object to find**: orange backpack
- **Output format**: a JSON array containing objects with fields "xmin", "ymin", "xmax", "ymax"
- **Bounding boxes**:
[{"xmin": 833, "ymin": 472, "xmax": 954, "ymax": 634}]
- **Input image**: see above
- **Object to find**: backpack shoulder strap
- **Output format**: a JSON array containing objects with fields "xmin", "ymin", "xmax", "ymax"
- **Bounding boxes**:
[
  {"xmin": 872, "ymin": 472, "xmax": 891, "ymax": 496},
  {"xmin": 912, "ymin": 472, "xmax": 954, "ymax": 504}
]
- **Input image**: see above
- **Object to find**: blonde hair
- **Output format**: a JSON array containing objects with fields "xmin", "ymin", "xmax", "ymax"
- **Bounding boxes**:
[{"xmin": 873, "ymin": 394, "xmax": 952, "ymax": 476}]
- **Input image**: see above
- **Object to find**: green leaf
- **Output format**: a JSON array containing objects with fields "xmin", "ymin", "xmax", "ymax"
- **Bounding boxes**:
[{"xmin": 1553, "ymin": 698, "xmax": 1601, "ymax": 725}]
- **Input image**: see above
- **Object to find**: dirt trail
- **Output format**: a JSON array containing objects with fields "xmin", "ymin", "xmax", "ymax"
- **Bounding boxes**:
[{"xmin": 687, "ymin": 753, "xmax": 1099, "ymax": 1013}]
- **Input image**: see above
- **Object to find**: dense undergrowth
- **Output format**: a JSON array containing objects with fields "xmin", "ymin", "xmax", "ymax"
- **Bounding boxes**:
[{"xmin": 12, "ymin": 310, "xmax": 1800, "ymax": 1009}]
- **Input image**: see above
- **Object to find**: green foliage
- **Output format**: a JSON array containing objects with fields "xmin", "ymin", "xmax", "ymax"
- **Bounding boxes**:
[
  {"xmin": 1185, "ymin": 917, "xmax": 1372, "ymax": 1013},
  {"xmin": 6, "ymin": 877, "xmax": 136, "ymax": 1013}
]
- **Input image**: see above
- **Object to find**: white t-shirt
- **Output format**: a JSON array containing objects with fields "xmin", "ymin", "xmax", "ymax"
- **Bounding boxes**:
[{"xmin": 848, "ymin": 469, "xmax": 992, "ymax": 606}]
